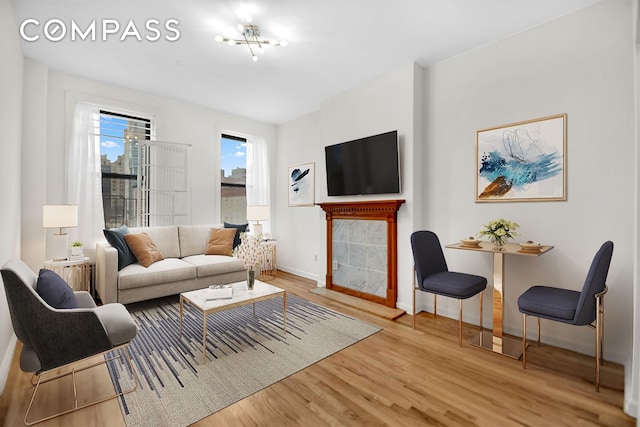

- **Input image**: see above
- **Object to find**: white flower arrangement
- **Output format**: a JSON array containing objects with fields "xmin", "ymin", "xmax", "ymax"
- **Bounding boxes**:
[
  {"xmin": 478, "ymin": 218, "xmax": 519, "ymax": 246},
  {"xmin": 232, "ymin": 232, "xmax": 267, "ymax": 271}
]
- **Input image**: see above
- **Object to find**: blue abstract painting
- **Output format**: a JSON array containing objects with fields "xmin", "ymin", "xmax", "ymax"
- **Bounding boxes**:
[{"xmin": 476, "ymin": 114, "xmax": 566, "ymax": 202}]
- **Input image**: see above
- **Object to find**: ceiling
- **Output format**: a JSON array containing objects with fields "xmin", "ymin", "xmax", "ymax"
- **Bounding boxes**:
[{"xmin": 11, "ymin": 0, "xmax": 603, "ymax": 124}]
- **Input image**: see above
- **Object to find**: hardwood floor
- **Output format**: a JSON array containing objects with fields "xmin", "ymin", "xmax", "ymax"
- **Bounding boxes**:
[{"xmin": 1, "ymin": 271, "xmax": 635, "ymax": 426}]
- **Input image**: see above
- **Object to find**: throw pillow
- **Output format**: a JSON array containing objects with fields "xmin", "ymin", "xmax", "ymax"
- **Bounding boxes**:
[
  {"xmin": 103, "ymin": 225, "xmax": 137, "ymax": 270},
  {"xmin": 124, "ymin": 233, "xmax": 164, "ymax": 267},
  {"xmin": 224, "ymin": 222, "xmax": 249, "ymax": 249},
  {"xmin": 205, "ymin": 228, "xmax": 237, "ymax": 256},
  {"xmin": 36, "ymin": 269, "xmax": 78, "ymax": 309}
]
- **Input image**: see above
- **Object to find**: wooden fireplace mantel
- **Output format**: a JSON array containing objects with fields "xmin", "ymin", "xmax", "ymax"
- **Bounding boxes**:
[{"xmin": 318, "ymin": 199, "xmax": 405, "ymax": 307}]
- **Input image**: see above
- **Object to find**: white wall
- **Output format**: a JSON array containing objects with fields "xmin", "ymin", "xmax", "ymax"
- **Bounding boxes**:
[
  {"xmin": 276, "ymin": 63, "xmax": 423, "ymax": 310},
  {"xmin": 16, "ymin": 68, "xmax": 277, "ymax": 271},
  {"xmin": 425, "ymin": 0, "xmax": 634, "ymax": 376},
  {"xmin": 0, "ymin": 0, "xmax": 24, "ymax": 393}
]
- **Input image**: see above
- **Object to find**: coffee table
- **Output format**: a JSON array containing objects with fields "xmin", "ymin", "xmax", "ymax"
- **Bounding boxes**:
[{"xmin": 179, "ymin": 280, "xmax": 287, "ymax": 363}]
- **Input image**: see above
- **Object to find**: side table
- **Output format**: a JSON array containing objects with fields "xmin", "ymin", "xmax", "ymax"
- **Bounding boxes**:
[
  {"xmin": 44, "ymin": 257, "xmax": 92, "ymax": 295},
  {"xmin": 260, "ymin": 240, "xmax": 277, "ymax": 281}
]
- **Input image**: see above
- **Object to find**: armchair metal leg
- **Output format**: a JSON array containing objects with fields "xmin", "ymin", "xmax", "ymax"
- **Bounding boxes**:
[
  {"xmin": 24, "ymin": 343, "xmax": 138, "ymax": 425},
  {"xmin": 595, "ymin": 292, "xmax": 605, "ymax": 392},
  {"xmin": 522, "ymin": 314, "xmax": 527, "ymax": 368},
  {"xmin": 434, "ymin": 294, "xmax": 437, "ymax": 318},
  {"xmin": 594, "ymin": 286, "xmax": 607, "ymax": 392},
  {"xmin": 412, "ymin": 266, "xmax": 416, "ymax": 330},
  {"xmin": 479, "ymin": 291, "xmax": 483, "ymax": 332},
  {"xmin": 458, "ymin": 300, "xmax": 463, "ymax": 347}
]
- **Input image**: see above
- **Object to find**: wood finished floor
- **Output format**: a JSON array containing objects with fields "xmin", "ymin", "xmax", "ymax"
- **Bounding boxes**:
[{"xmin": 1, "ymin": 271, "xmax": 635, "ymax": 426}]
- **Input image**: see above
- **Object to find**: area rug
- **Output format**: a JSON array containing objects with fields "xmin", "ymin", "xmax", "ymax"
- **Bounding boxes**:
[{"xmin": 105, "ymin": 294, "xmax": 381, "ymax": 427}]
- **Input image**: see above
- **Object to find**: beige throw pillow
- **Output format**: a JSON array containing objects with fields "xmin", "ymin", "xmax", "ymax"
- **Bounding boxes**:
[
  {"xmin": 124, "ymin": 233, "xmax": 164, "ymax": 267},
  {"xmin": 205, "ymin": 228, "xmax": 237, "ymax": 256}
]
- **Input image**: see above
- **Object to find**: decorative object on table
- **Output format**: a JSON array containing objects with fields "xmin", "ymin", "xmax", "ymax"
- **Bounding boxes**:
[
  {"xmin": 478, "ymin": 218, "xmax": 519, "ymax": 247},
  {"xmin": 460, "ymin": 237, "xmax": 481, "ymax": 248},
  {"xmin": 246, "ymin": 205, "xmax": 270, "ymax": 236},
  {"xmin": 233, "ymin": 232, "xmax": 267, "ymax": 289},
  {"xmin": 43, "ymin": 204, "xmax": 78, "ymax": 261},
  {"xmin": 518, "ymin": 241, "xmax": 544, "ymax": 254},
  {"xmin": 70, "ymin": 240, "xmax": 84, "ymax": 259},
  {"xmin": 476, "ymin": 113, "xmax": 566, "ymax": 202},
  {"xmin": 288, "ymin": 162, "xmax": 315, "ymax": 206}
]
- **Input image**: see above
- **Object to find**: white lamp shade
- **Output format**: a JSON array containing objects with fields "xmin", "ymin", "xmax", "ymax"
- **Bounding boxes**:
[
  {"xmin": 43, "ymin": 204, "xmax": 78, "ymax": 229},
  {"xmin": 246, "ymin": 205, "xmax": 270, "ymax": 222}
]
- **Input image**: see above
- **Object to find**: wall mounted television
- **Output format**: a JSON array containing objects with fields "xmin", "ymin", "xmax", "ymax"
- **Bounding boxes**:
[{"xmin": 325, "ymin": 130, "xmax": 400, "ymax": 196}]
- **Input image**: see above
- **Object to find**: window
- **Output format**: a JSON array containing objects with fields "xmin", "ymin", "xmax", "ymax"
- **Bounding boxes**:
[
  {"xmin": 99, "ymin": 110, "xmax": 151, "ymax": 228},
  {"xmin": 220, "ymin": 134, "xmax": 247, "ymax": 224}
]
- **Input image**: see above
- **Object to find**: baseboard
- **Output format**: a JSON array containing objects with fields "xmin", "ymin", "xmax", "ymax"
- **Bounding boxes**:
[
  {"xmin": 0, "ymin": 334, "xmax": 17, "ymax": 395},
  {"xmin": 624, "ymin": 395, "xmax": 638, "ymax": 419},
  {"xmin": 277, "ymin": 265, "xmax": 318, "ymax": 283}
]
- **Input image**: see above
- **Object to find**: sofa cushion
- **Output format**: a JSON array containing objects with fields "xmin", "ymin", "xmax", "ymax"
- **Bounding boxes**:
[
  {"xmin": 124, "ymin": 233, "xmax": 164, "ymax": 267},
  {"xmin": 36, "ymin": 269, "xmax": 78, "ymax": 309},
  {"xmin": 181, "ymin": 255, "xmax": 245, "ymax": 278},
  {"xmin": 178, "ymin": 224, "xmax": 223, "ymax": 257},
  {"xmin": 118, "ymin": 258, "xmax": 196, "ymax": 290},
  {"xmin": 103, "ymin": 225, "xmax": 137, "ymax": 270},
  {"xmin": 205, "ymin": 228, "xmax": 236, "ymax": 256},
  {"xmin": 128, "ymin": 226, "xmax": 181, "ymax": 259},
  {"xmin": 224, "ymin": 222, "xmax": 249, "ymax": 249}
]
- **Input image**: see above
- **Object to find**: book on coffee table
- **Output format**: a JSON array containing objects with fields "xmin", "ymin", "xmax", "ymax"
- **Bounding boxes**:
[{"xmin": 206, "ymin": 285, "xmax": 233, "ymax": 300}]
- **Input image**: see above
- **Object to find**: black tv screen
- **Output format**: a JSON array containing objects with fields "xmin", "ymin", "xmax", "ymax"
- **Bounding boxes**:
[{"xmin": 325, "ymin": 130, "xmax": 400, "ymax": 196}]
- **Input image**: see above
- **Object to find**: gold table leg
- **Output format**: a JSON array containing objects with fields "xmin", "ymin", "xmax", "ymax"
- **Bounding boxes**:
[{"xmin": 468, "ymin": 250, "xmax": 524, "ymax": 359}]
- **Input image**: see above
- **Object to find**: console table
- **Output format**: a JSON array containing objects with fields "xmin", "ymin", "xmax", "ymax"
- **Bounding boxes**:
[{"xmin": 446, "ymin": 241, "xmax": 553, "ymax": 359}]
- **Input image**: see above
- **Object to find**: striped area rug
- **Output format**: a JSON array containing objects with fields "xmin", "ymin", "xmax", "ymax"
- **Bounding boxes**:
[{"xmin": 106, "ymin": 293, "xmax": 381, "ymax": 427}]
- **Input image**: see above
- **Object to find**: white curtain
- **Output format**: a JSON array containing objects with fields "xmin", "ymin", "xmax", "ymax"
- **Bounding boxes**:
[
  {"xmin": 245, "ymin": 136, "xmax": 270, "ymax": 206},
  {"xmin": 66, "ymin": 102, "xmax": 104, "ymax": 257}
]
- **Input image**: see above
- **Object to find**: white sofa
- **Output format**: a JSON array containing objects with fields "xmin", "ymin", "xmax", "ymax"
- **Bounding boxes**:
[{"xmin": 96, "ymin": 224, "xmax": 246, "ymax": 304}]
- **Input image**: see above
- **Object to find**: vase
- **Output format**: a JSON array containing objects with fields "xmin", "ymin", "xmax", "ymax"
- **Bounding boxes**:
[
  {"xmin": 247, "ymin": 269, "xmax": 255, "ymax": 290},
  {"xmin": 490, "ymin": 236, "xmax": 505, "ymax": 247}
]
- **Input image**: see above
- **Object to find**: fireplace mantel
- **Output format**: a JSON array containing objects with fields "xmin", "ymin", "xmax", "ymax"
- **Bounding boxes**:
[{"xmin": 318, "ymin": 199, "xmax": 405, "ymax": 307}]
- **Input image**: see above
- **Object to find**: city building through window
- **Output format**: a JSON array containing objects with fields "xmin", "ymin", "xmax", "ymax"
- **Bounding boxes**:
[
  {"xmin": 99, "ymin": 110, "xmax": 151, "ymax": 228},
  {"xmin": 220, "ymin": 134, "xmax": 247, "ymax": 225}
]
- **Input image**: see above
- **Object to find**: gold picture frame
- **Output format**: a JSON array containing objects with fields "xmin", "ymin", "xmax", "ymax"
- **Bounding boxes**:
[{"xmin": 476, "ymin": 114, "xmax": 567, "ymax": 202}]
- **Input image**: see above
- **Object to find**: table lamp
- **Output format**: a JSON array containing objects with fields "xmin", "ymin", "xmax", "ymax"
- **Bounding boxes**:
[
  {"xmin": 43, "ymin": 204, "xmax": 78, "ymax": 261},
  {"xmin": 246, "ymin": 205, "xmax": 270, "ymax": 237}
]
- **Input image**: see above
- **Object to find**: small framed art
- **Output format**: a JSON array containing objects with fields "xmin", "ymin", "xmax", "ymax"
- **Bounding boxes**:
[{"xmin": 288, "ymin": 162, "xmax": 315, "ymax": 206}]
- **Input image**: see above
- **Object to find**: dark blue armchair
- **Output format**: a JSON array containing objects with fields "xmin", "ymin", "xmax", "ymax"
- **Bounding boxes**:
[
  {"xmin": 411, "ymin": 231, "xmax": 487, "ymax": 346},
  {"xmin": 517, "ymin": 241, "xmax": 613, "ymax": 391}
]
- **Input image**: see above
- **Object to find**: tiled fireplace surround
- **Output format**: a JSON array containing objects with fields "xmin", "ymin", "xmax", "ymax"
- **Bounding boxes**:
[{"xmin": 318, "ymin": 200, "xmax": 405, "ymax": 307}]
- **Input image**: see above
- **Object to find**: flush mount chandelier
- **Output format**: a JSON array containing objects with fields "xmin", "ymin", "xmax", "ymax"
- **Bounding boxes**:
[{"xmin": 215, "ymin": 16, "xmax": 288, "ymax": 62}]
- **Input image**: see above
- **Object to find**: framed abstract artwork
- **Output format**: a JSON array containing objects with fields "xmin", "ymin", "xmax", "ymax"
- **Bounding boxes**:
[
  {"xmin": 288, "ymin": 162, "xmax": 315, "ymax": 206},
  {"xmin": 476, "ymin": 114, "xmax": 567, "ymax": 202}
]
